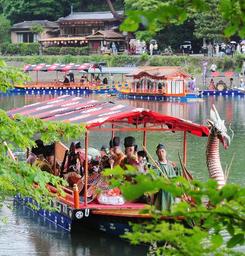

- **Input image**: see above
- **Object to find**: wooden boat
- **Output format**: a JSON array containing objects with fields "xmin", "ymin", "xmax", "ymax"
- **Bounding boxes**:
[
  {"xmin": 118, "ymin": 66, "xmax": 201, "ymax": 102},
  {"xmin": 8, "ymin": 95, "xmax": 209, "ymax": 235},
  {"xmin": 14, "ymin": 64, "xmax": 136, "ymax": 96},
  {"xmin": 200, "ymin": 71, "xmax": 245, "ymax": 97}
]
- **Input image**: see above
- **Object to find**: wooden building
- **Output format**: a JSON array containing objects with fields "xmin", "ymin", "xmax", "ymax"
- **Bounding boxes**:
[
  {"xmin": 11, "ymin": 20, "xmax": 59, "ymax": 43},
  {"xmin": 58, "ymin": 11, "xmax": 123, "ymax": 37},
  {"xmin": 86, "ymin": 30, "xmax": 126, "ymax": 54}
]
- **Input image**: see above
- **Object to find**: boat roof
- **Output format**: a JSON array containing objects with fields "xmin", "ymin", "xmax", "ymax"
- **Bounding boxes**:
[
  {"xmin": 23, "ymin": 63, "xmax": 92, "ymax": 72},
  {"xmin": 8, "ymin": 96, "xmax": 209, "ymax": 137},
  {"xmin": 84, "ymin": 67, "xmax": 137, "ymax": 74},
  {"xmin": 127, "ymin": 66, "xmax": 191, "ymax": 79}
]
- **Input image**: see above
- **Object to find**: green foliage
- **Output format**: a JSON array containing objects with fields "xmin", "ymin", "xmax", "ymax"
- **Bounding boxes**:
[
  {"xmin": 0, "ymin": 0, "xmax": 71, "ymax": 23},
  {"xmin": 123, "ymin": 0, "xmax": 245, "ymax": 38},
  {"xmin": 0, "ymin": 60, "xmax": 86, "ymax": 210},
  {"xmin": 104, "ymin": 166, "xmax": 245, "ymax": 255},
  {"xmin": 0, "ymin": 59, "xmax": 27, "ymax": 92},
  {"xmin": 43, "ymin": 46, "xmax": 89, "ymax": 56},
  {"xmin": 193, "ymin": 0, "xmax": 225, "ymax": 40},
  {"xmin": 30, "ymin": 24, "xmax": 44, "ymax": 34},
  {"xmin": 0, "ymin": 14, "xmax": 11, "ymax": 44},
  {"xmin": 0, "ymin": 43, "xmax": 40, "ymax": 55}
]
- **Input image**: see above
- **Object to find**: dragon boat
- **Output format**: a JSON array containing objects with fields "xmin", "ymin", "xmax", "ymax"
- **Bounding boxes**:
[{"xmin": 8, "ymin": 95, "xmax": 230, "ymax": 236}]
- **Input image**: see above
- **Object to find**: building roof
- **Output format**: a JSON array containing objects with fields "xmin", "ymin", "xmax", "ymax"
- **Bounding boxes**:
[
  {"xmin": 12, "ymin": 20, "xmax": 58, "ymax": 30},
  {"xmin": 58, "ymin": 11, "xmax": 123, "ymax": 22},
  {"xmin": 127, "ymin": 66, "xmax": 191, "ymax": 79},
  {"xmin": 86, "ymin": 30, "xmax": 125, "ymax": 40},
  {"xmin": 8, "ymin": 95, "xmax": 209, "ymax": 137}
]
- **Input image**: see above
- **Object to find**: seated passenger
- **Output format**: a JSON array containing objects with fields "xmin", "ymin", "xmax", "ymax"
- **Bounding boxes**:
[
  {"xmin": 121, "ymin": 136, "xmax": 138, "ymax": 168},
  {"xmin": 63, "ymin": 75, "xmax": 69, "ymax": 84},
  {"xmin": 99, "ymin": 145, "xmax": 110, "ymax": 170},
  {"xmin": 137, "ymin": 150, "xmax": 149, "ymax": 173},
  {"xmin": 154, "ymin": 143, "xmax": 182, "ymax": 211},
  {"xmin": 108, "ymin": 137, "xmax": 125, "ymax": 168}
]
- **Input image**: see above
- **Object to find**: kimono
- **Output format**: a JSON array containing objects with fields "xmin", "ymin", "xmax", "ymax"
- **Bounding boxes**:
[{"xmin": 154, "ymin": 161, "xmax": 181, "ymax": 211}]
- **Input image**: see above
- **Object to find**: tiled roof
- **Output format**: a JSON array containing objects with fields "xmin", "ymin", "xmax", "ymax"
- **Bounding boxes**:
[
  {"xmin": 12, "ymin": 20, "xmax": 58, "ymax": 29},
  {"xmin": 58, "ymin": 11, "xmax": 123, "ymax": 22},
  {"xmin": 86, "ymin": 30, "xmax": 124, "ymax": 39}
]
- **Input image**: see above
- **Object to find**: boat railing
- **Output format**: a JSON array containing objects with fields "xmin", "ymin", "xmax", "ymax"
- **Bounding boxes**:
[{"xmin": 130, "ymin": 89, "xmax": 166, "ymax": 95}]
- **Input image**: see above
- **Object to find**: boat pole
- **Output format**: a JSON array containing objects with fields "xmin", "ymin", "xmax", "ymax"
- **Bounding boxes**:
[
  {"xmin": 53, "ymin": 142, "xmax": 57, "ymax": 174},
  {"xmin": 183, "ymin": 131, "xmax": 187, "ymax": 166},
  {"xmin": 143, "ymin": 123, "xmax": 147, "ymax": 148},
  {"xmin": 84, "ymin": 131, "xmax": 89, "ymax": 206},
  {"xmin": 111, "ymin": 123, "xmax": 115, "ymax": 138}
]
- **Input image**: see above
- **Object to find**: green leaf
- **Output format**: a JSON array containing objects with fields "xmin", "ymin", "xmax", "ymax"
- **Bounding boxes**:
[
  {"xmin": 211, "ymin": 234, "xmax": 223, "ymax": 249},
  {"xmin": 227, "ymin": 234, "xmax": 245, "ymax": 248}
]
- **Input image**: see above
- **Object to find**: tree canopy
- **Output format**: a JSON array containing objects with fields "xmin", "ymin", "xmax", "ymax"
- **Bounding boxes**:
[{"xmin": 122, "ymin": 0, "xmax": 245, "ymax": 38}]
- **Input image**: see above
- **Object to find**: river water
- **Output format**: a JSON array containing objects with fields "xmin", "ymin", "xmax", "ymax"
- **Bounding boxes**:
[{"xmin": 0, "ymin": 94, "xmax": 244, "ymax": 255}]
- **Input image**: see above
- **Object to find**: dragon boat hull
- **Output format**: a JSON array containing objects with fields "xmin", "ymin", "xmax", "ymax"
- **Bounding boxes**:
[{"xmin": 14, "ymin": 194, "xmax": 151, "ymax": 236}]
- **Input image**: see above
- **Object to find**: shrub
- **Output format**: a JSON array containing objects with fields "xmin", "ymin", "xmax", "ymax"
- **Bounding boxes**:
[
  {"xmin": 0, "ymin": 43, "xmax": 39, "ymax": 55},
  {"xmin": 43, "ymin": 46, "xmax": 89, "ymax": 56}
]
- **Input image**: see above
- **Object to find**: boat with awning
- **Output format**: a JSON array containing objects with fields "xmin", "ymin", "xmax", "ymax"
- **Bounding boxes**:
[{"xmin": 9, "ymin": 95, "xmax": 209, "ymax": 235}]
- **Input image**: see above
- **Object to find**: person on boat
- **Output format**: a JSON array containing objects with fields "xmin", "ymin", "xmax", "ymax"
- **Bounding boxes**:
[
  {"xmin": 137, "ymin": 150, "xmax": 149, "ymax": 173},
  {"xmin": 102, "ymin": 77, "xmax": 108, "ymax": 85},
  {"xmin": 108, "ymin": 137, "xmax": 125, "ymax": 168},
  {"xmin": 99, "ymin": 145, "xmax": 111, "ymax": 170},
  {"xmin": 68, "ymin": 72, "xmax": 75, "ymax": 83},
  {"xmin": 63, "ymin": 75, "xmax": 69, "ymax": 84},
  {"xmin": 121, "ymin": 136, "xmax": 138, "ymax": 169},
  {"xmin": 154, "ymin": 143, "xmax": 182, "ymax": 211},
  {"xmin": 209, "ymin": 79, "xmax": 215, "ymax": 90}
]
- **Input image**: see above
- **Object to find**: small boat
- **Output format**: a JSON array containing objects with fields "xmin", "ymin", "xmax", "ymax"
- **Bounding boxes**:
[
  {"xmin": 200, "ymin": 71, "xmax": 245, "ymax": 97},
  {"xmin": 14, "ymin": 64, "xmax": 136, "ymax": 96},
  {"xmin": 118, "ymin": 66, "xmax": 201, "ymax": 102},
  {"xmin": 8, "ymin": 95, "xmax": 209, "ymax": 235}
]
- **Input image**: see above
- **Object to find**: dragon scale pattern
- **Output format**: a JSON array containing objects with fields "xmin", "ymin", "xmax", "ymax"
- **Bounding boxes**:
[{"xmin": 206, "ymin": 132, "xmax": 226, "ymax": 188}]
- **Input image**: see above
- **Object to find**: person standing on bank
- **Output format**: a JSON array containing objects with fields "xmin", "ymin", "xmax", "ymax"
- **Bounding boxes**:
[{"xmin": 154, "ymin": 144, "xmax": 182, "ymax": 211}]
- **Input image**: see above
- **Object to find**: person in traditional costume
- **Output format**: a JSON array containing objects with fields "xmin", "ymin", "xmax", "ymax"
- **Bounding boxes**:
[
  {"xmin": 121, "ymin": 136, "xmax": 138, "ymax": 168},
  {"xmin": 108, "ymin": 137, "xmax": 125, "ymax": 168},
  {"xmin": 137, "ymin": 150, "xmax": 149, "ymax": 173},
  {"xmin": 99, "ymin": 145, "xmax": 110, "ymax": 170},
  {"xmin": 154, "ymin": 143, "xmax": 182, "ymax": 211}
]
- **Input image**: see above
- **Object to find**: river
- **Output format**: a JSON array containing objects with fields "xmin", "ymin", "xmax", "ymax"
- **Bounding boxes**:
[{"xmin": 0, "ymin": 94, "xmax": 244, "ymax": 255}]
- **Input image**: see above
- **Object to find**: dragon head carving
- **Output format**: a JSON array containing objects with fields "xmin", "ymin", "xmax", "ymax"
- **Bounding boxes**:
[{"xmin": 208, "ymin": 104, "xmax": 231, "ymax": 149}]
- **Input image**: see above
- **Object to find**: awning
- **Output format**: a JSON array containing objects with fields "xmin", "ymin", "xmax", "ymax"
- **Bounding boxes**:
[
  {"xmin": 8, "ymin": 95, "xmax": 210, "ymax": 137},
  {"xmin": 23, "ymin": 63, "xmax": 93, "ymax": 72},
  {"xmin": 39, "ymin": 36, "xmax": 87, "ymax": 43}
]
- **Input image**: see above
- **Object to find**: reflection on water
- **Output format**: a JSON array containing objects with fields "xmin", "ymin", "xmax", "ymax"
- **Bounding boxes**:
[
  {"xmin": 0, "ymin": 94, "xmax": 245, "ymax": 255},
  {"xmin": 0, "ymin": 201, "xmax": 147, "ymax": 256}
]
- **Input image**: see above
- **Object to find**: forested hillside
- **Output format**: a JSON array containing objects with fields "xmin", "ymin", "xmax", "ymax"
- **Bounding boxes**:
[{"xmin": 0, "ymin": 0, "xmax": 124, "ymax": 23}]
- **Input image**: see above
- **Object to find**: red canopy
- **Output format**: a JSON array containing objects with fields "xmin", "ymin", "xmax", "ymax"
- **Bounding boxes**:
[
  {"xmin": 8, "ymin": 96, "xmax": 209, "ymax": 137},
  {"xmin": 22, "ymin": 63, "xmax": 93, "ymax": 72}
]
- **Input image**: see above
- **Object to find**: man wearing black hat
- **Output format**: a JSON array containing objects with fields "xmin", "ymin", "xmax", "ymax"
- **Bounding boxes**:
[
  {"xmin": 121, "ymin": 136, "xmax": 138, "ymax": 168},
  {"xmin": 108, "ymin": 136, "xmax": 125, "ymax": 168},
  {"xmin": 154, "ymin": 143, "xmax": 181, "ymax": 211}
]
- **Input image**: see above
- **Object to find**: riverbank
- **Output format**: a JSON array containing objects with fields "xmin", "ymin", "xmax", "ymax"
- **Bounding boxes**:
[{"xmin": 2, "ymin": 54, "xmax": 245, "ymax": 75}]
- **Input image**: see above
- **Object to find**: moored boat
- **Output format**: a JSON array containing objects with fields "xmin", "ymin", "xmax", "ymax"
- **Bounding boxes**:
[
  {"xmin": 118, "ymin": 66, "xmax": 201, "ymax": 102},
  {"xmin": 14, "ymin": 64, "xmax": 136, "ymax": 96},
  {"xmin": 8, "ymin": 95, "xmax": 210, "ymax": 235}
]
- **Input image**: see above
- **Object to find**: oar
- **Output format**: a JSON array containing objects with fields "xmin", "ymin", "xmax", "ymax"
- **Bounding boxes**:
[
  {"xmin": 177, "ymin": 152, "xmax": 193, "ymax": 181},
  {"xmin": 3, "ymin": 141, "xmax": 16, "ymax": 161}
]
